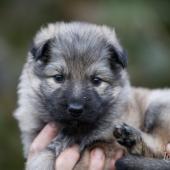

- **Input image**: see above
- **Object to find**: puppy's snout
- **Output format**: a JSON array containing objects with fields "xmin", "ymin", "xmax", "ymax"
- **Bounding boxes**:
[{"xmin": 68, "ymin": 103, "xmax": 84, "ymax": 118}]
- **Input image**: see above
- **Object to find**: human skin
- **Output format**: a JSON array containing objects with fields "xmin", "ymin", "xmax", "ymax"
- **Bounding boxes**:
[
  {"xmin": 28, "ymin": 123, "xmax": 170, "ymax": 169},
  {"xmin": 27, "ymin": 123, "xmax": 125, "ymax": 170}
]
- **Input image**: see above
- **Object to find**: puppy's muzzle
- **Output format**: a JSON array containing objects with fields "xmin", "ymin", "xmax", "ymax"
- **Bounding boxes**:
[{"xmin": 68, "ymin": 102, "xmax": 84, "ymax": 118}]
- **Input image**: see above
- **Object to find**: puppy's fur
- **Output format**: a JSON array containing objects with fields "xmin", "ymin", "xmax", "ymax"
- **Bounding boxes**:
[{"xmin": 14, "ymin": 22, "xmax": 170, "ymax": 170}]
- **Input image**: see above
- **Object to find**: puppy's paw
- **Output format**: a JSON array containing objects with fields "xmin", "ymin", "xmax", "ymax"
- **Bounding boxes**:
[{"xmin": 113, "ymin": 123, "xmax": 141, "ymax": 148}]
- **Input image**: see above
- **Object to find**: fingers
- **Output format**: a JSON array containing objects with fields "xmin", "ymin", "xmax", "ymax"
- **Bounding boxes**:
[
  {"xmin": 56, "ymin": 145, "xmax": 80, "ymax": 170},
  {"xmin": 29, "ymin": 123, "xmax": 59, "ymax": 158},
  {"xmin": 56, "ymin": 147, "xmax": 105, "ymax": 170},
  {"xmin": 109, "ymin": 150, "xmax": 124, "ymax": 170},
  {"xmin": 166, "ymin": 143, "xmax": 170, "ymax": 154},
  {"xmin": 28, "ymin": 122, "xmax": 124, "ymax": 170},
  {"xmin": 88, "ymin": 148, "xmax": 123, "ymax": 170},
  {"xmin": 89, "ymin": 148, "xmax": 105, "ymax": 170}
]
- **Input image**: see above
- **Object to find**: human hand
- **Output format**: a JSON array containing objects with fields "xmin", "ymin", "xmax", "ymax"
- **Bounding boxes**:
[
  {"xmin": 28, "ymin": 123, "xmax": 123, "ymax": 170},
  {"xmin": 28, "ymin": 123, "xmax": 80, "ymax": 170}
]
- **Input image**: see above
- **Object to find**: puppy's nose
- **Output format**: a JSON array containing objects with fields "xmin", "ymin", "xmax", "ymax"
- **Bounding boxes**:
[{"xmin": 68, "ymin": 103, "xmax": 83, "ymax": 118}]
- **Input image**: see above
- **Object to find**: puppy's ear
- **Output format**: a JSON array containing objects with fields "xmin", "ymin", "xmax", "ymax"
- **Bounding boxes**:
[
  {"xmin": 108, "ymin": 44, "xmax": 128, "ymax": 69},
  {"xmin": 30, "ymin": 39, "xmax": 52, "ymax": 63}
]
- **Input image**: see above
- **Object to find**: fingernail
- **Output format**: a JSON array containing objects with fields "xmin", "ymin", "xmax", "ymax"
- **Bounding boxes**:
[{"xmin": 92, "ymin": 148, "xmax": 105, "ymax": 160}]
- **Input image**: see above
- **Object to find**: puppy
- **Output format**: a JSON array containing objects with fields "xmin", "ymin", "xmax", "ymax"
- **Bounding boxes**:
[{"xmin": 14, "ymin": 22, "xmax": 170, "ymax": 170}]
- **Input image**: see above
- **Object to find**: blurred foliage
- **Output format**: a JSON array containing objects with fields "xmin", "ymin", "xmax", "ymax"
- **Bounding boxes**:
[{"xmin": 0, "ymin": 0, "xmax": 170, "ymax": 169}]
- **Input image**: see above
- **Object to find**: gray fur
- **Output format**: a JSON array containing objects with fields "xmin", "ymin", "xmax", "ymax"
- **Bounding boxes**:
[
  {"xmin": 14, "ymin": 22, "xmax": 130, "ymax": 170},
  {"xmin": 14, "ymin": 22, "xmax": 170, "ymax": 170},
  {"xmin": 143, "ymin": 103, "xmax": 165, "ymax": 133},
  {"xmin": 116, "ymin": 155, "xmax": 170, "ymax": 170}
]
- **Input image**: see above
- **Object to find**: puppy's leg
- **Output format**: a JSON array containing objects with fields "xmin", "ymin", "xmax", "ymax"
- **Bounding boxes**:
[
  {"xmin": 115, "ymin": 155, "xmax": 170, "ymax": 170},
  {"xmin": 26, "ymin": 149, "xmax": 55, "ymax": 170},
  {"xmin": 113, "ymin": 123, "xmax": 143, "ymax": 154},
  {"xmin": 113, "ymin": 123, "xmax": 164, "ymax": 157},
  {"xmin": 113, "ymin": 124, "xmax": 170, "ymax": 170},
  {"xmin": 47, "ymin": 133, "xmax": 73, "ymax": 157},
  {"xmin": 113, "ymin": 102, "xmax": 170, "ymax": 157},
  {"xmin": 26, "ymin": 134, "xmax": 70, "ymax": 170}
]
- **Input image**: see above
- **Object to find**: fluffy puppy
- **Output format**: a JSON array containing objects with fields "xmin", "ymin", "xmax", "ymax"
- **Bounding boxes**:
[{"xmin": 14, "ymin": 22, "xmax": 170, "ymax": 170}]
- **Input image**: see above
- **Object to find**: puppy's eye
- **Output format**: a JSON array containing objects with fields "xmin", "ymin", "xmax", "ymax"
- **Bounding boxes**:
[
  {"xmin": 53, "ymin": 74, "xmax": 65, "ymax": 83},
  {"xmin": 91, "ymin": 77, "xmax": 102, "ymax": 86}
]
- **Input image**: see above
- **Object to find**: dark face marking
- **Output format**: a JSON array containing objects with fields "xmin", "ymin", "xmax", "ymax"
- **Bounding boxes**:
[
  {"xmin": 31, "ymin": 39, "xmax": 53, "ymax": 63},
  {"xmin": 39, "ymin": 81, "xmax": 113, "ymax": 137},
  {"xmin": 107, "ymin": 44, "xmax": 128, "ymax": 69}
]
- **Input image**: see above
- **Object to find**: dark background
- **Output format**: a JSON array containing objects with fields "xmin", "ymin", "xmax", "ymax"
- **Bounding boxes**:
[{"xmin": 0, "ymin": 0, "xmax": 170, "ymax": 169}]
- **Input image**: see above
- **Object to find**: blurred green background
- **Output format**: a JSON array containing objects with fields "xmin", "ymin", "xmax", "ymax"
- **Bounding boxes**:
[{"xmin": 0, "ymin": 0, "xmax": 170, "ymax": 169}]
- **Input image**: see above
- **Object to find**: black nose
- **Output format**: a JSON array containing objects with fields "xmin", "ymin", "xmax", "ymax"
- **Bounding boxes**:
[{"xmin": 68, "ymin": 103, "xmax": 83, "ymax": 118}]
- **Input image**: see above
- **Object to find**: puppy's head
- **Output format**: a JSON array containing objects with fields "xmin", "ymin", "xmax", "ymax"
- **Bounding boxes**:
[{"xmin": 29, "ymin": 22, "xmax": 128, "ymax": 136}]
